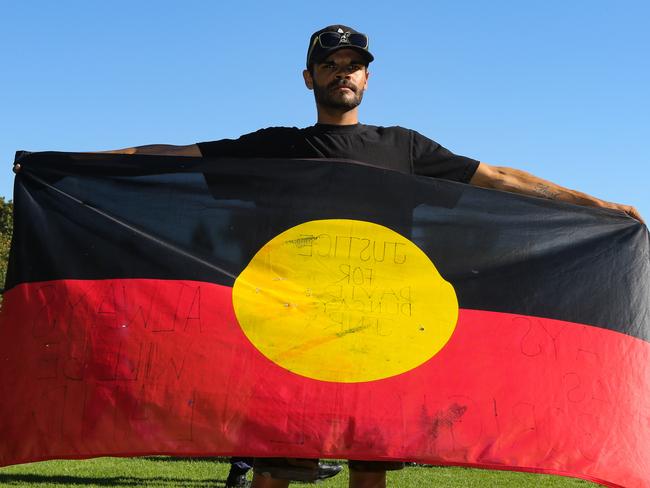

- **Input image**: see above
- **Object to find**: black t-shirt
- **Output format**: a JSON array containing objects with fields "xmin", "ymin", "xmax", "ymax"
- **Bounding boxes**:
[{"xmin": 198, "ymin": 124, "xmax": 479, "ymax": 183}]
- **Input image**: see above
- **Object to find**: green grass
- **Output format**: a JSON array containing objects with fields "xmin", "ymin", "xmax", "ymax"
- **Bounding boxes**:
[{"xmin": 0, "ymin": 457, "xmax": 599, "ymax": 487}]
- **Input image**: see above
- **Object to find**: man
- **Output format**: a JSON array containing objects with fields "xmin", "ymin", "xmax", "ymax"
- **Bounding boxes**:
[
  {"xmin": 108, "ymin": 24, "xmax": 643, "ymax": 488},
  {"xmin": 107, "ymin": 25, "xmax": 642, "ymax": 224}
]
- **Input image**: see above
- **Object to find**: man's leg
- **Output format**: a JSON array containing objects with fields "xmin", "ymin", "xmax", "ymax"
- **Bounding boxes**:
[
  {"xmin": 250, "ymin": 474, "xmax": 290, "ymax": 488},
  {"xmin": 348, "ymin": 460, "xmax": 404, "ymax": 488},
  {"xmin": 349, "ymin": 469, "xmax": 386, "ymax": 488}
]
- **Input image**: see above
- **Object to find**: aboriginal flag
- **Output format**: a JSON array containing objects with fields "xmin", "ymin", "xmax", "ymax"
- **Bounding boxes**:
[{"xmin": 1, "ymin": 151, "xmax": 649, "ymax": 487}]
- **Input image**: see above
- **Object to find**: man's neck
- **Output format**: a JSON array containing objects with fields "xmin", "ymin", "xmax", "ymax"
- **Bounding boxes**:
[{"xmin": 316, "ymin": 105, "xmax": 359, "ymax": 125}]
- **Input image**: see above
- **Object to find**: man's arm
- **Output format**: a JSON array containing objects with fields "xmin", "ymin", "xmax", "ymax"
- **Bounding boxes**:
[
  {"xmin": 470, "ymin": 162, "xmax": 644, "ymax": 223},
  {"xmin": 100, "ymin": 144, "xmax": 201, "ymax": 156}
]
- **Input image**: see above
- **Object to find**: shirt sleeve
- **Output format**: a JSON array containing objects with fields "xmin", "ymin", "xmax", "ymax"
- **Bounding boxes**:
[
  {"xmin": 411, "ymin": 130, "xmax": 479, "ymax": 183},
  {"xmin": 197, "ymin": 127, "xmax": 300, "ymax": 158},
  {"xmin": 197, "ymin": 130, "xmax": 267, "ymax": 158}
]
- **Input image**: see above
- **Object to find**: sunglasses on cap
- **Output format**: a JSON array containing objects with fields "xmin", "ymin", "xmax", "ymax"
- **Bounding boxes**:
[
  {"xmin": 315, "ymin": 31, "xmax": 368, "ymax": 49},
  {"xmin": 307, "ymin": 31, "xmax": 369, "ymax": 64}
]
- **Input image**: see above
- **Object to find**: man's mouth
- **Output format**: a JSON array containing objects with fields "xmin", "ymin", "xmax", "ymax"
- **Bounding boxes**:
[{"xmin": 330, "ymin": 83, "xmax": 355, "ymax": 93}]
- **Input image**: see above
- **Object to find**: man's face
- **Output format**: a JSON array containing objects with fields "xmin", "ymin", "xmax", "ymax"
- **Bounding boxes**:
[{"xmin": 303, "ymin": 49, "xmax": 369, "ymax": 111}]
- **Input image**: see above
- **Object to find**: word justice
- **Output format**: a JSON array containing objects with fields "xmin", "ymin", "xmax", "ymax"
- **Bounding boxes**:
[{"xmin": 289, "ymin": 233, "xmax": 409, "ymax": 264}]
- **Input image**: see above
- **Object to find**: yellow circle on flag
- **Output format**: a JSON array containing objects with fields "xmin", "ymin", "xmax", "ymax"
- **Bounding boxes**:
[{"xmin": 232, "ymin": 219, "xmax": 458, "ymax": 383}]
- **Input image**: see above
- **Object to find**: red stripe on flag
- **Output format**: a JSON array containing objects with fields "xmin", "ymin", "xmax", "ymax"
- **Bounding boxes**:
[{"xmin": 1, "ymin": 278, "xmax": 648, "ymax": 487}]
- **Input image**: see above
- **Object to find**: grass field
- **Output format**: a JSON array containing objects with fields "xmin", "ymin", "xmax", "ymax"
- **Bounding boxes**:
[{"xmin": 0, "ymin": 457, "xmax": 599, "ymax": 487}]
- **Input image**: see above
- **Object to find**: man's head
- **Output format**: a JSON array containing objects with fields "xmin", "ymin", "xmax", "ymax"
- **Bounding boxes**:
[{"xmin": 303, "ymin": 25, "xmax": 373, "ymax": 119}]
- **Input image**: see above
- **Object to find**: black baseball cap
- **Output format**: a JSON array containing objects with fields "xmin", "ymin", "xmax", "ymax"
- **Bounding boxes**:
[{"xmin": 306, "ymin": 24, "xmax": 374, "ymax": 68}]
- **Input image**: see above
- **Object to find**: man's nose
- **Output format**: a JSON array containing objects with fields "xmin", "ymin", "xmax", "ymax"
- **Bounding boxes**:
[{"xmin": 335, "ymin": 67, "xmax": 351, "ymax": 78}]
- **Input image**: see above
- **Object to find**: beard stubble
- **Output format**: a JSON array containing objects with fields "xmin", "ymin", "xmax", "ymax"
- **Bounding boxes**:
[{"xmin": 313, "ymin": 78, "xmax": 365, "ymax": 111}]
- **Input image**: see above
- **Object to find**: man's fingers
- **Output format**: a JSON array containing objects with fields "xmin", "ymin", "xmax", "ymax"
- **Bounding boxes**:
[
  {"xmin": 603, "ymin": 202, "xmax": 645, "ymax": 225},
  {"xmin": 626, "ymin": 206, "xmax": 645, "ymax": 225},
  {"xmin": 617, "ymin": 204, "xmax": 644, "ymax": 224}
]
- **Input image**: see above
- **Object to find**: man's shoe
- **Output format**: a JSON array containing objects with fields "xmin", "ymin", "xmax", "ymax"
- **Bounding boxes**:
[
  {"xmin": 225, "ymin": 472, "xmax": 250, "ymax": 488},
  {"xmin": 253, "ymin": 458, "xmax": 343, "ymax": 482},
  {"xmin": 317, "ymin": 462, "xmax": 343, "ymax": 480}
]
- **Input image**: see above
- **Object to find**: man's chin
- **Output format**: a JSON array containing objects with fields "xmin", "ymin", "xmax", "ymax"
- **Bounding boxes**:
[
  {"xmin": 330, "ymin": 92, "xmax": 361, "ymax": 106},
  {"xmin": 331, "ymin": 95, "xmax": 355, "ymax": 106}
]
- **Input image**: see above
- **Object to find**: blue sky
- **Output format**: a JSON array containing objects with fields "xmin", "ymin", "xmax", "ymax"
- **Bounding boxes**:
[{"xmin": 1, "ymin": 1, "xmax": 648, "ymax": 219}]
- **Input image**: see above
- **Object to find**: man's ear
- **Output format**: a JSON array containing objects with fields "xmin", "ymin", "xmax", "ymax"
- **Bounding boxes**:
[
  {"xmin": 303, "ymin": 69, "xmax": 314, "ymax": 90},
  {"xmin": 363, "ymin": 69, "xmax": 370, "ymax": 90}
]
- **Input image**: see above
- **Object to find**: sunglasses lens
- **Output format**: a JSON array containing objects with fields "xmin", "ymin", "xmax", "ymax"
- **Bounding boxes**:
[
  {"xmin": 319, "ymin": 32, "xmax": 342, "ymax": 48},
  {"xmin": 347, "ymin": 33, "xmax": 368, "ymax": 48}
]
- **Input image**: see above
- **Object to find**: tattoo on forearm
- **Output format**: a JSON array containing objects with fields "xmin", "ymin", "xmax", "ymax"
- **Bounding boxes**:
[{"xmin": 534, "ymin": 183, "xmax": 562, "ymax": 200}]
